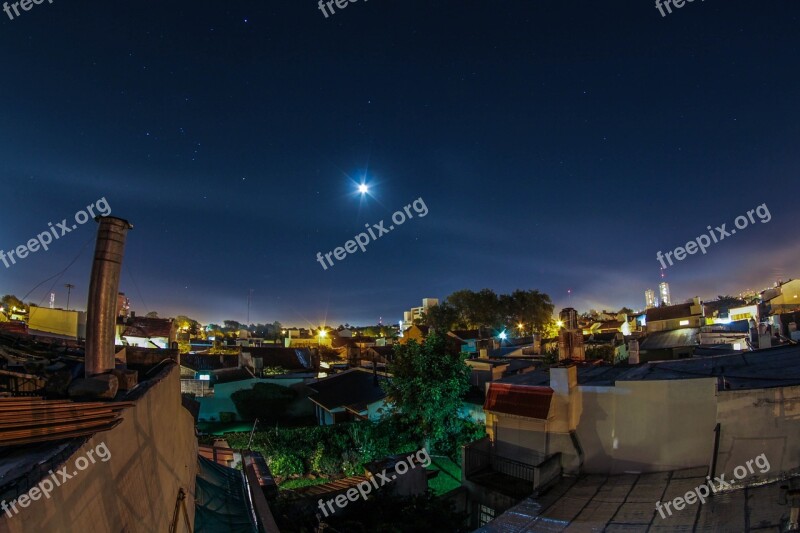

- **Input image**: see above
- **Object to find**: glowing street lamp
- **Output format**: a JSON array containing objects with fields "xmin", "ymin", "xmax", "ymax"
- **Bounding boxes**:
[
  {"xmin": 358, "ymin": 183, "xmax": 369, "ymax": 194},
  {"xmin": 498, "ymin": 330, "xmax": 507, "ymax": 341}
]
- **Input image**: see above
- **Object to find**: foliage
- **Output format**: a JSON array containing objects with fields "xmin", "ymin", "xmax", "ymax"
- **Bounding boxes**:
[
  {"xmin": 421, "ymin": 288, "xmax": 554, "ymax": 334},
  {"xmin": 360, "ymin": 324, "xmax": 398, "ymax": 338},
  {"xmin": 231, "ymin": 383, "xmax": 297, "ymax": 422},
  {"xmin": 421, "ymin": 302, "xmax": 460, "ymax": 332},
  {"xmin": 269, "ymin": 453, "xmax": 304, "ymax": 478},
  {"xmin": 543, "ymin": 347, "xmax": 559, "ymax": 365},
  {"xmin": 0, "ymin": 295, "xmax": 26, "ymax": 315},
  {"xmin": 383, "ymin": 333, "xmax": 470, "ymax": 449},
  {"xmin": 278, "ymin": 477, "xmax": 330, "ymax": 490},
  {"xmin": 435, "ymin": 418, "xmax": 487, "ymax": 460},
  {"xmin": 341, "ymin": 449, "xmax": 364, "ymax": 476},
  {"xmin": 223, "ymin": 320, "xmax": 242, "ymax": 331},
  {"xmin": 714, "ymin": 294, "xmax": 747, "ymax": 309},
  {"xmin": 261, "ymin": 366, "xmax": 289, "ymax": 376},
  {"xmin": 174, "ymin": 315, "xmax": 201, "ymax": 336},
  {"xmin": 499, "ymin": 289, "xmax": 555, "ymax": 335},
  {"xmin": 585, "ymin": 344, "xmax": 615, "ymax": 363},
  {"xmin": 145, "ymin": 311, "xmax": 159, "ymax": 318},
  {"xmin": 222, "ymin": 419, "xmax": 419, "ymax": 480},
  {"xmin": 541, "ymin": 319, "xmax": 560, "ymax": 339}
]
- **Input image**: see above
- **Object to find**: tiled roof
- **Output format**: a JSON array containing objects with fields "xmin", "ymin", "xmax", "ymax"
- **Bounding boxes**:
[
  {"xmin": 484, "ymin": 383, "xmax": 553, "ymax": 419},
  {"xmin": 645, "ymin": 302, "xmax": 699, "ymax": 322},
  {"xmin": 121, "ymin": 317, "xmax": 173, "ymax": 338},
  {"xmin": 639, "ymin": 328, "xmax": 700, "ymax": 350}
]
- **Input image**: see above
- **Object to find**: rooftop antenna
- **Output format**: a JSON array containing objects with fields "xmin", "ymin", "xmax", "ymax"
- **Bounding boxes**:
[{"xmin": 65, "ymin": 283, "xmax": 75, "ymax": 310}]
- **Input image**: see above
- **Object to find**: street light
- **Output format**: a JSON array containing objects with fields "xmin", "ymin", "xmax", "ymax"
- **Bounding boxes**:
[{"xmin": 358, "ymin": 183, "xmax": 369, "ymax": 194}]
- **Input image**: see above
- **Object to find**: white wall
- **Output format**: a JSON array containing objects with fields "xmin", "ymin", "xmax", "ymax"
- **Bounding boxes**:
[{"xmin": 715, "ymin": 385, "xmax": 800, "ymax": 482}]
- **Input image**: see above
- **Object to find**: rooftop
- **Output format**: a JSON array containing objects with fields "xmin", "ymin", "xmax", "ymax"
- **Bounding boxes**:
[
  {"xmin": 307, "ymin": 368, "xmax": 387, "ymax": 411},
  {"xmin": 477, "ymin": 467, "xmax": 799, "ymax": 532},
  {"xmin": 646, "ymin": 301, "xmax": 701, "ymax": 322},
  {"xmin": 492, "ymin": 343, "xmax": 800, "ymax": 391},
  {"xmin": 639, "ymin": 327, "xmax": 700, "ymax": 350}
]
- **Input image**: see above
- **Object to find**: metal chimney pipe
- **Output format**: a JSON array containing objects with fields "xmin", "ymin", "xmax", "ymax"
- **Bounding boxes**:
[{"xmin": 85, "ymin": 217, "xmax": 133, "ymax": 377}]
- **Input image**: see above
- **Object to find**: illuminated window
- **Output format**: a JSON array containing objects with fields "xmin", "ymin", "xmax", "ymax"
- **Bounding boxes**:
[
  {"xmin": 679, "ymin": 320, "xmax": 690, "ymax": 326},
  {"xmin": 479, "ymin": 505, "xmax": 495, "ymax": 526}
]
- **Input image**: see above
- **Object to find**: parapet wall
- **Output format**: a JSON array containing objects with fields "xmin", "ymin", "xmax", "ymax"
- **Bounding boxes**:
[{"xmin": 0, "ymin": 363, "xmax": 198, "ymax": 533}]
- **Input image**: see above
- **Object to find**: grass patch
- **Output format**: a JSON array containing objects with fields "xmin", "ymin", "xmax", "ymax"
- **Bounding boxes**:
[
  {"xmin": 279, "ymin": 477, "xmax": 331, "ymax": 490},
  {"xmin": 427, "ymin": 455, "xmax": 461, "ymax": 496}
]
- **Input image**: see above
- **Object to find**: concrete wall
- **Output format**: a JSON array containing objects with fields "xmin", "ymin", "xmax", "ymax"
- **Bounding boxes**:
[
  {"xmin": 575, "ymin": 378, "xmax": 718, "ymax": 474},
  {"xmin": 715, "ymin": 385, "xmax": 800, "ymax": 482},
  {"xmin": 1, "ymin": 364, "xmax": 198, "ymax": 533},
  {"xmin": 486, "ymin": 413, "xmax": 548, "ymax": 465},
  {"xmin": 26, "ymin": 308, "xmax": 86, "ymax": 339}
]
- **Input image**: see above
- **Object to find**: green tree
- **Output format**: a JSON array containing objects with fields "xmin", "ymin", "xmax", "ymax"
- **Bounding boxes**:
[
  {"xmin": 223, "ymin": 320, "xmax": 242, "ymax": 331},
  {"xmin": 421, "ymin": 302, "xmax": 460, "ymax": 333},
  {"xmin": 383, "ymin": 333, "xmax": 470, "ymax": 449},
  {"xmin": 500, "ymin": 289, "xmax": 554, "ymax": 335},
  {"xmin": 0, "ymin": 295, "xmax": 26, "ymax": 317},
  {"xmin": 714, "ymin": 295, "xmax": 746, "ymax": 309},
  {"xmin": 174, "ymin": 315, "xmax": 201, "ymax": 336}
]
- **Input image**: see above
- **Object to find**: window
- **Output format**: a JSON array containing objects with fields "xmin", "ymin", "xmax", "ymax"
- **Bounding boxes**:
[
  {"xmin": 479, "ymin": 505, "xmax": 495, "ymax": 526},
  {"xmin": 679, "ymin": 320, "xmax": 690, "ymax": 326}
]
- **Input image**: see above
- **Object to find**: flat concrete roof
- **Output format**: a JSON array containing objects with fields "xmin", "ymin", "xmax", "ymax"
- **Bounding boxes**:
[{"xmin": 477, "ymin": 467, "xmax": 799, "ymax": 532}]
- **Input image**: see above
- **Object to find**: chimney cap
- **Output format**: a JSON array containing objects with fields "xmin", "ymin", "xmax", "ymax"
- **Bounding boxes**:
[{"xmin": 95, "ymin": 216, "xmax": 133, "ymax": 229}]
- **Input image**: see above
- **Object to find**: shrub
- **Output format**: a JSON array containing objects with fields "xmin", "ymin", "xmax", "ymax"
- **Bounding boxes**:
[
  {"xmin": 269, "ymin": 453, "xmax": 304, "ymax": 478},
  {"xmin": 341, "ymin": 449, "xmax": 363, "ymax": 477}
]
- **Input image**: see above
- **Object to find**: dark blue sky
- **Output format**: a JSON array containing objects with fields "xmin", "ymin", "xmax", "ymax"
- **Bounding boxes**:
[{"xmin": 1, "ymin": 0, "xmax": 798, "ymax": 326}]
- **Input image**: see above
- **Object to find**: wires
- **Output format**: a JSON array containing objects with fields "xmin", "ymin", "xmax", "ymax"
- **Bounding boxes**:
[{"xmin": 21, "ymin": 234, "xmax": 95, "ymax": 312}]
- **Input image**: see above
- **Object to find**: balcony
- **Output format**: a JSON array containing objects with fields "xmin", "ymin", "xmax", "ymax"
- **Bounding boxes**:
[{"xmin": 463, "ymin": 437, "xmax": 562, "ymax": 499}]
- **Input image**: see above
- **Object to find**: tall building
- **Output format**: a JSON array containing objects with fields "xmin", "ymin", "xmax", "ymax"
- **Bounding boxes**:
[
  {"xmin": 645, "ymin": 289, "xmax": 656, "ymax": 309},
  {"xmin": 400, "ymin": 298, "xmax": 439, "ymax": 329},
  {"xmin": 659, "ymin": 281, "xmax": 671, "ymax": 306}
]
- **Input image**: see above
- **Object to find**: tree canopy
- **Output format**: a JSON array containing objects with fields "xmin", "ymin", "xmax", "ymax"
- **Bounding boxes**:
[
  {"xmin": 421, "ymin": 288, "xmax": 555, "ymax": 335},
  {"xmin": 383, "ymin": 332, "xmax": 470, "ymax": 449}
]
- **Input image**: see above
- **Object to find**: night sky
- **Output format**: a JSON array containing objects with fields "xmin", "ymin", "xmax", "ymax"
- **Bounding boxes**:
[{"xmin": 1, "ymin": 1, "xmax": 798, "ymax": 326}]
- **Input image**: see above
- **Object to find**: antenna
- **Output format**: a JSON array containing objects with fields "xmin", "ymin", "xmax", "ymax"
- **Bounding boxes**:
[{"xmin": 64, "ymin": 283, "xmax": 75, "ymax": 310}]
